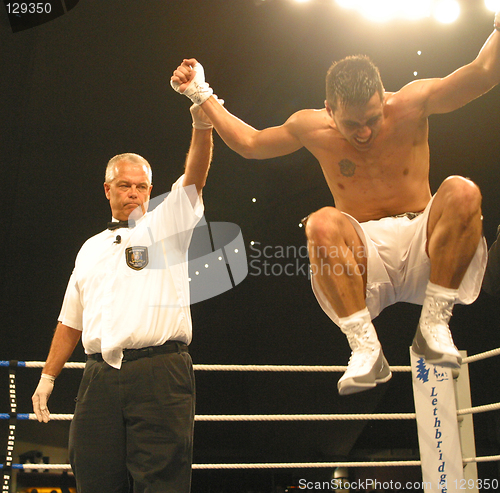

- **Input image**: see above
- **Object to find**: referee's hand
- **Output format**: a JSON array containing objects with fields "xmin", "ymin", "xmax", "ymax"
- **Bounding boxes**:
[{"xmin": 32, "ymin": 374, "xmax": 55, "ymax": 423}]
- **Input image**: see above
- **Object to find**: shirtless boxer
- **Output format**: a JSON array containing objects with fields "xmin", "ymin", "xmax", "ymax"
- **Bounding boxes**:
[{"xmin": 171, "ymin": 13, "xmax": 500, "ymax": 395}]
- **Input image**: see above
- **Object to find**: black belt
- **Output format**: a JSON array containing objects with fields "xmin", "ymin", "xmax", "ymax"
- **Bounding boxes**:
[{"xmin": 87, "ymin": 340, "xmax": 188, "ymax": 362}]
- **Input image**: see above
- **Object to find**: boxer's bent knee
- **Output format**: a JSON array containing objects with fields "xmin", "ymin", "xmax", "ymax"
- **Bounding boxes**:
[
  {"xmin": 439, "ymin": 176, "xmax": 482, "ymax": 211},
  {"xmin": 437, "ymin": 176, "xmax": 482, "ymax": 228},
  {"xmin": 305, "ymin": 207, "xmax": 358, "ymax": 246}
]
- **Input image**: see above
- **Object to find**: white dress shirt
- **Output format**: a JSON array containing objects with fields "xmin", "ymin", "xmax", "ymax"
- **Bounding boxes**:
[{"xmin": 58, "ymin": 175, "xmax": 204, "ymax": 368}]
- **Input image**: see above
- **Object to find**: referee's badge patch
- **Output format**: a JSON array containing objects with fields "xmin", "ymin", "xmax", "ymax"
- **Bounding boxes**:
[{"xmin": 125, "ymin": 246, "xmax": 149, "ymax": 270}]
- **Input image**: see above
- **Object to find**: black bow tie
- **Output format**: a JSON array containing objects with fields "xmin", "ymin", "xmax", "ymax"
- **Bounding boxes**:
[{"xmin": 107, "ymin": 220, "xmax": 135, "ymax": 231}]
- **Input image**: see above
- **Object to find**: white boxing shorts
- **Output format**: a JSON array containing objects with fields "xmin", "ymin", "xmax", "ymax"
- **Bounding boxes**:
[{"xmin": 311, "ymin": 195, "xmax": 487, "ymax": 326}]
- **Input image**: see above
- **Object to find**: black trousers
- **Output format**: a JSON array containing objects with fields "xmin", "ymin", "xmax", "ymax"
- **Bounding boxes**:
[{"xmin": 69, "ymin": 348, "xmax": 195, "ymax": 493}]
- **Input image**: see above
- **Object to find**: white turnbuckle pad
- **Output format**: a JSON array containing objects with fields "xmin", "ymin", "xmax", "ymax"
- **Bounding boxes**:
[{"xmin": 410, "ymin": 348, "xmax": 464, "ymax": 492}]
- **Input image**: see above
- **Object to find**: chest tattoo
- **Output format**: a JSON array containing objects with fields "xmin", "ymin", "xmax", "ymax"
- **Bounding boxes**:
[{"xmin": 339, "ymin": 159, "xmax": 356, "ymax": 177}]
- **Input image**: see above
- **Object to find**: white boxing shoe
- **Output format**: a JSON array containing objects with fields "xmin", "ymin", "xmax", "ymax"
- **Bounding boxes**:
[
  {"xmin": 338, "ymin": 346, "xmax": 392, "ymax": 395},
  {"xmin": 338, "ymin": 319, "xmax": 392, "ymax": 396},
  {"xmin": 412, "ymin": 297, "xmax": 461, "ymax": 368}
]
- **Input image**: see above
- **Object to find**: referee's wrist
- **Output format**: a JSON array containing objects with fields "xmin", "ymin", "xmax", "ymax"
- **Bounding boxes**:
[
  {"xmin": 494, "ymin": 12, "xmax": 500, "ymax": 31},
  {"xmin": 41, "ymin": 373, "xmax": 56, "ymax": 382}
]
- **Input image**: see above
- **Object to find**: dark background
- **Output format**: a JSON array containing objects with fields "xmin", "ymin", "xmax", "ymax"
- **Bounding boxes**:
[{"xmin": 1, "ymin": 0, "xmax": 500, "ymax": 490}]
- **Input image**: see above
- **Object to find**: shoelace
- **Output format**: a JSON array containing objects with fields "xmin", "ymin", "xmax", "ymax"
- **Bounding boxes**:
[
  {"xmin": 423, "ymin": 299, "xmax": 455, "ymax": 345},
  {"xmin": 345, "ymin": 322, "xmax": 378, "ymax": 351},
  {"xmin": 346, "ymin": 346, "xmax": 374, "ymax": 366},
  {"xmin": 344, "ymin": 324, "xmax": 379, "ymax": 372}
]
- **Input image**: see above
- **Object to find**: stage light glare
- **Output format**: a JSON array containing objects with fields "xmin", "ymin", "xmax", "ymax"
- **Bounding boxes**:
[
  {"xmin": 336, "ymin": 0, "xmax": 435, "ymax": 22},
  {"xmin": 400, "ymin": 0, "xmax": 432, "ymax": 20},
  {"xmin": 333, "ymin": 0, "xmax": 470, "ymax": 24},
  {"xmin": 485, "ymin": 0, "xmax": 500, "ymax": 12},
  {"xmin": 358, "ymin": 0, "xmax": 398, "ymax": 23},
  {"xmin": 335, "ymin": 0, "xmax": 358, "ymax": 9},
  {"xmin": 433, "ymin": 0, "xmax": 460, "ymax": 24}
]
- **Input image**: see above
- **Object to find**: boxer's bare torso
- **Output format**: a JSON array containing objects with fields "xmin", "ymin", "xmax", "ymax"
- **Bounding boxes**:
[{"xmin": 287, "ymin": 90, "xmax": 433, "ymax": 223}]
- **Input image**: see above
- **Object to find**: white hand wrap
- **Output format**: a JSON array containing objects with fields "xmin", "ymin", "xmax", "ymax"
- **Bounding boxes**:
[
  {"xmin": 171, "ymin": 62, "xmax": 213, "ymax": 105},
  {"xmin": 190, "ymin": 96, "xmax": 224, "ymax": 130},
  {"xmin": 190, "ymin": 104, "xmax": 213, "ymax": 130}
]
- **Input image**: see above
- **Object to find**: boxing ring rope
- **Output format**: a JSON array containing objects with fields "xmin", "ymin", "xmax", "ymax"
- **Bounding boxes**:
[
  {"xmin": 2, "ymin": 348, "xmax": 500, "ymax": 483},
  {"xmin": 3, "ymin": 400, "xmax": 500, "ymax": 422},
  {"xmin": 3, "ymin": 345, "xmax": 499, "ymax": 370},
  {"xmin": 3, "ymin": 361, "xmax": 411, "ymax": 372}
]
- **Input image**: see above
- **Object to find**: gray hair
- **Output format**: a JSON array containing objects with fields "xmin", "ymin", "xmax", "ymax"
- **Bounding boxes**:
[{"xmin": 105, "ymin": 153, "xmax": 153, "ymax": 184}]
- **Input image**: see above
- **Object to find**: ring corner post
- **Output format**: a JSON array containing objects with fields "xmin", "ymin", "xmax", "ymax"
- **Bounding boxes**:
[
  {"xmin": 410, "ymin": 348, "xmax": 466, "ymax": 492},
  {"xmin": 454, "ymin": 350, "xmax": 478, "ymax": 488}
]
